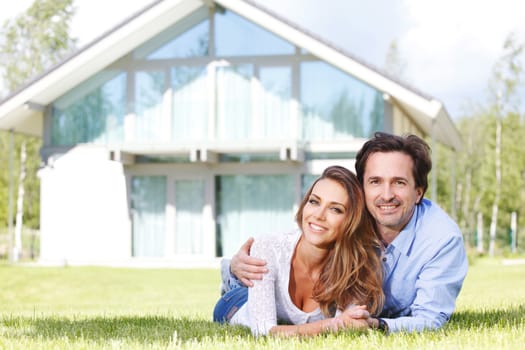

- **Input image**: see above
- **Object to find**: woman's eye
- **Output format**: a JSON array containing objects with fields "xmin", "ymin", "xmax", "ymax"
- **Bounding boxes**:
[
  {"xmin": 308, "ymin": 199, "xmax": 319, "ymax": 205},
  {"xmin": 331, "ymin": 207, "xmax": 343, "ymax": 214}
]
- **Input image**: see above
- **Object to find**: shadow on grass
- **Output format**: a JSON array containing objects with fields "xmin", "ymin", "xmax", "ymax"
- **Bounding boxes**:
[
  {"xmin": 2, "ymin": 304, "xmax": 523, "ymax": 344},
  {"xmin": 447, "ymin": 304, "xmax": 525, "ymax": 330},
  {"xmin": 1, "ymin": 315, "xmax": 252, "ymax": 344}
]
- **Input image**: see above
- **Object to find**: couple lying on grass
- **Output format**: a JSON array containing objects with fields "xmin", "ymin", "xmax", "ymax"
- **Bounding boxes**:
[{"xmin": 214, "ymin": 133, "xmax": 468, "ymax": 336}]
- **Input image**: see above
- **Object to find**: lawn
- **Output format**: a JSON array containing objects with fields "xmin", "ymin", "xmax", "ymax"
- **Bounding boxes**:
[{"xmin": 0, "ymin": 257, "xmax": 524, "ymax": 349}]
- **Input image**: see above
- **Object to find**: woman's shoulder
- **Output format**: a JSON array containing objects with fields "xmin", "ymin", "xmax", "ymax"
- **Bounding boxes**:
[
  {"xmin": 251, "ymin": 229, "xmax": 301, "ymax": 255},
  {"xmin": 253, "ymin": 229, "xmax": 300, "ymax": 245}
]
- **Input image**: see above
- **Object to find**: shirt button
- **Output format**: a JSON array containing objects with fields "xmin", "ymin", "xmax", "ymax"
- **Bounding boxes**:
[{"xmin": 382, "ymin": 257, "xmax": 387, "ymax": 262}]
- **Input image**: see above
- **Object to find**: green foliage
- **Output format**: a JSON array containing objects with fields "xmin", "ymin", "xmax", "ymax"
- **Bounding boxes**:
[
  {"xmin": 0, "ymin": 261, "xmax": 524, "ymax": 349},
  {"xmin": 0, "ymin": 132, "xmax": 41, "ymax": 229},
  {"xmin": 0, "ymin": 0, "xmax": 77, "ymax": 93},
  {"xmin": 435, "ymin": 33, "xmax": 525, "ymax": 254},
  {"xmin": 383, "ymin": 40, "xmax": 407, "ymax": 80},
  {"xmin": 0, "ymin": 0, "xmax": 77, "ymax": 235}
]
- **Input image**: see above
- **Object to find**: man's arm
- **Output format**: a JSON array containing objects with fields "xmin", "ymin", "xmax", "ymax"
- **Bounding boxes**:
[
  {"xmin": 381, "ymin": 235, "xmax": 468, "ymax": 333},
  {"xmin": 230, "ymin": 237, "xmax": 268, "ymax": 287}
]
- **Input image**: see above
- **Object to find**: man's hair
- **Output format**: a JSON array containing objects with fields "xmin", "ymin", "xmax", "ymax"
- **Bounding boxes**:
[{"xmin": 355, "ymin": 132, "xmax": 432, "ymax": 198}]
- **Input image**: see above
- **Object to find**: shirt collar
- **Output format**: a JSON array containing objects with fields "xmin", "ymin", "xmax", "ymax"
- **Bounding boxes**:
[{"xmin": 388, "ymin": 202, "xmax": 423, "ymax": 256}]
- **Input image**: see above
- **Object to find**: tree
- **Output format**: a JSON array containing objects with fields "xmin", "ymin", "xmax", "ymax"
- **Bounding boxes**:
[
  {"xmin": 383, "ymin": 39, "xmax": 407, "ymax": 81},
  {"xmin": 0, "ymin": 0, "xmax": 77, "ymax": 93},
  {"xmin": 487, "ymin": 33, "xmax": 523, "ymax": 256},
  {"xmin": 446, "ymin": 33, "xmax": 525, "ymax": 255},
  {"xmin": 0, "ymin": 0, "xmax": 77, "ymax": 260}
]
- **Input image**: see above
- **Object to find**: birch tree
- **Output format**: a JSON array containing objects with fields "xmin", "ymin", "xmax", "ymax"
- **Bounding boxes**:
[
  {"xmin": 487, "ymin": 33, "xmax": 523, "ymax": 255},
  {"xmin": 0, "ymin": 0, "xmax": 76, "ymax": 260},
  {"xmin": 13, "ymin": 143, "xmax": 26, "ymax": 261}
]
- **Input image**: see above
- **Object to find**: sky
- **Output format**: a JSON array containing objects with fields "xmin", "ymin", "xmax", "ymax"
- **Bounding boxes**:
[{"xmin": 1, "ymin": 0, "xmax": 525, "ymax": 119}]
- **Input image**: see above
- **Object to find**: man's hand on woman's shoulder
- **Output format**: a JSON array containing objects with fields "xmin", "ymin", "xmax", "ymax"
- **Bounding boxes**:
[{"xmin": 231, "ymin": 237, "xmax": 268, "ymax": 287}]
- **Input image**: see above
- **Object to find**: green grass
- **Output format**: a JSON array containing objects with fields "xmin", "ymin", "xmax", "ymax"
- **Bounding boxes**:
[{"xmin": 0, "ymin": 257, "xmax": 524, "ymax": 349}]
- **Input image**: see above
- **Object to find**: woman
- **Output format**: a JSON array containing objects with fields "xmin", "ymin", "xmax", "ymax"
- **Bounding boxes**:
[{"xmin": 213, "ymin": 166, "xmax": 384, "ymax": 336}]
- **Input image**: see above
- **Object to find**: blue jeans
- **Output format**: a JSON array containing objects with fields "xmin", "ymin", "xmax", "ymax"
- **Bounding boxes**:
[{"xmin": 213, "ymin": 286, "xmax": 248, "ymax": 323}]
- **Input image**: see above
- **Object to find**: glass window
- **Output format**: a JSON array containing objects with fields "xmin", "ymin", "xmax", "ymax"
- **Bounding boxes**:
[
  {"xmin": 171, "ymin": 66, "xmax": 208, "ymax": 142},
  {"xmin": 216, "ymin": 174, "xmax": 295, "ymax": 257},
  {"xmin": 215, "ymin": 10, "xmax": 294, "ymax": 56},
  {"xmin": 304, "ymin": 152, "xmax": 357, "ymax": 160},
  {"xmin": 174, "ymin": 180, "xmax": 205, "ymax": 255},
  {"xmin": 133, "ymin": 71, "xmax": 165, "ymax": 142},
  {"xmin": 219, "ymin": 153, "xmax": 281, "ymax": 162},
  {"xmin": 216, "ymin": 65, "xmax": 252, "ymax": 140},
  {"xmin": 131, "ymin": 176, "xmax": 166, "ymax": 257},
  {"xmin": 134, "ymin": 8, "xmax": 209, "ymax": 59},
  {"xmin": 300, "ymin": 61, "xmax": 384, "ymax": 140},
  {"xmin": 52, "ymin": 70, "xmax": 126, "ymax": 145},
  {"xmin": 259, "ymin": 66, "xmax": 292, "ymax": 138},
  {"xmin": 135, "ymin": 155, "xmax": 191, "ymax": 163},
  {"xmin": 301, "ymin": 174, "xmax": 319, "ymax": 197}
]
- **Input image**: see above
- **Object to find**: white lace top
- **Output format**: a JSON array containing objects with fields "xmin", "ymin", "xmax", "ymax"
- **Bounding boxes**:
[{"xmin": 230, "ymin": 230, "xmax": 325, "ymax": 336}]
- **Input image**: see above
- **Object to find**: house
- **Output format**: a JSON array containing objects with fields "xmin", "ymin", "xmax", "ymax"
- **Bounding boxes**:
[{"xmin": 0, "ymin": 0, "xmax": 461, "ymax": 266}]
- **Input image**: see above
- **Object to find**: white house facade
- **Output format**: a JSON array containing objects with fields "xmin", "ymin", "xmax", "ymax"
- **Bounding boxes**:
[{"xmin": 0, "ymin": 0, "xmax": 461, "ymax": 266}]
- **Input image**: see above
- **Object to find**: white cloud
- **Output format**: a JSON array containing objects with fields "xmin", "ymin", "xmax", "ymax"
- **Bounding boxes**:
[
  {"xmin": 71, "ymin": 0, "xmax": 152, "ymax": 46},
  {"xmin": 400, "ymin": 0, "xmax": 525, "ymax": 115},
  {"xmin": 0, "ymin": 0, "xmax": 33, "ymax": 23}
]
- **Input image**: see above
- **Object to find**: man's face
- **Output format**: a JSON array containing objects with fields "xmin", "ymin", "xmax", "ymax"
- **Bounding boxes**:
[{"xmin": 362, "ymin": 151, "xmax": 423, "ymax": 238}]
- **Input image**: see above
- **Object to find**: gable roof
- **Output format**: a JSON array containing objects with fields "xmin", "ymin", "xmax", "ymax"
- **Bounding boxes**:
[{"xmin": 0, "ymin": 0, "xmax": 461, "ymax": 150}]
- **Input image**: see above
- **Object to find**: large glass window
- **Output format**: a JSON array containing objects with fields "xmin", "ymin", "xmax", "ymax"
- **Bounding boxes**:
[
  {"xmin": 300, "ymin": 61, "xmax": 383, "ymax": 140},
  {"xmin": 131, "ymin": 176, "xmax": 166, "ymax": 257},
  {"xmin": 51, "ymin": 7, "xmax": 386, "ymax": 149},
  {"xmin": 52, "ymin": 71, "xmax": 126, "ymax": 145},
  {"xmin": 217, "ymin": 175, "xmax": 295, "ymax": 257},
  {"xmin": 171, "ymin": 66, "xmax": 208, "ymax": 142},
  {"xmin": 301, "ymin": 174, "xmax": 319, "ymax": 197},
  {"xmin": 134, "ymin": 8, "xmax": 209, "ymax": 59},
  {"xmin": 148, "ymin": 21, "xmax": 208, "ymax": 59},
  {"xmin": 216, "ymin": 65, "xmax": 253, "ymax": 140},
  {"xmin": 259, "ymin": 66, "xmax": 292, "ymax": 139},
  {"xmin": 215, "ymin": 10, "xmax": 294, "ymax": 56},
  {"xmin": 174, "ymin": 180, "xmax": 205, "ymax": 255},
  {"xmin": 133, "ymin": 71, "xmax": 165, "ymax": 142}
]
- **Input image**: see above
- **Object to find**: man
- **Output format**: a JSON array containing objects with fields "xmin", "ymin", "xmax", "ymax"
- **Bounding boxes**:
[{"xmin": 224, "ymin": 132, "xmax": 468, "ymax": 333}]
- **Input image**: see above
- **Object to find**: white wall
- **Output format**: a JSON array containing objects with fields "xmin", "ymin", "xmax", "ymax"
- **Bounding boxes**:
[{"xmin": 39, "ymin": 146, "xmax": 131, "ymax": 264}]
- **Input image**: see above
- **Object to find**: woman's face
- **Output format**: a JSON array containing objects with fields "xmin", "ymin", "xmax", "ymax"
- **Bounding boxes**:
[{"xmin": 301, "ymin": 178, "xmax": 349, "ymax": 248}]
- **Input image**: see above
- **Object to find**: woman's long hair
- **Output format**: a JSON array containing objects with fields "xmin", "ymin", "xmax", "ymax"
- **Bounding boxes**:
[{"xmin": 295, "ymin": 165, "xmax": 384, "ymax": 316}]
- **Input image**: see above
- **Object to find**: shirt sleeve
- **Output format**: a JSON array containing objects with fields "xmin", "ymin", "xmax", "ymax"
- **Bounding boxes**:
[
  {"xmin": 227, "ymin": 268, "xmax": 245, "ymax": 290},
  {"xmin": 384, "ymin": 235, "xmax": 468, "ymax": 333},
  {"xmin": 247, "ymin": 238, "xmax": 279, "ymax": 336}
]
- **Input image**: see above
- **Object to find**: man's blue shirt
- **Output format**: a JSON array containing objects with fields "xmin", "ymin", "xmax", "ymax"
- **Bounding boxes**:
[{"xmin": 379, "ymin": 198, "xmax": 468, "ymax": 332}]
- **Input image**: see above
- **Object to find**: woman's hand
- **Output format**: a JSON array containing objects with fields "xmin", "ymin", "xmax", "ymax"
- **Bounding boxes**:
[
  {"xmin": 328, "ymin": 305, "xmax": 371, "ymax": 332},
  {"xmin": 230, "ymin": 238, "xmax": 268, "ymax": 287},
  {"xmin": 270, "ymin": 305, "xmax": 371, "ymax": 337}
]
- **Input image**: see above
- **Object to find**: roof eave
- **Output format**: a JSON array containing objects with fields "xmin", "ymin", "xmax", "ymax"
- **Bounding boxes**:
[{"xmin": 0, "ymin": 0, "xmax": 203, "ymax": 136}]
